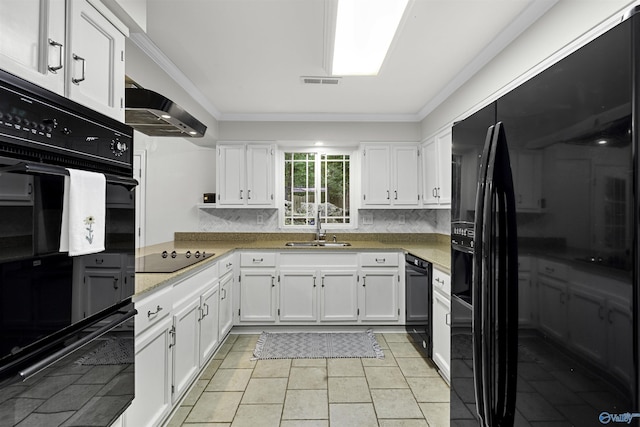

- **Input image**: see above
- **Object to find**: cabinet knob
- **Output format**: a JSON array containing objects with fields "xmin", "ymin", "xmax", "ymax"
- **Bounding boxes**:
[{"xmin": 147, "ymin": 305, "xmax": 163, "ymax": 318}]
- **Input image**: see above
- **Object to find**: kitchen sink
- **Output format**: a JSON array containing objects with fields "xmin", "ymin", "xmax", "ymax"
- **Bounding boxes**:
[{"xmin": 285, "ymin": 241, "xmax": 351, "ymax": 247}]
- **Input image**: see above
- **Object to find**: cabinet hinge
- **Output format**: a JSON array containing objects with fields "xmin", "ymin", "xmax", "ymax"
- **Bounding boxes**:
[
  {"xmin": 278, "ymin": 308, "xmax": 280, "ymax": 315},
  {"xmin": 357, "ymin": 308, "xmax": 360, "ymax": 315},
  {"xmin": 363, "ymin": 194, "xmax": 366, "ymax": 201},
  {"xmin": 398, "ymin": 308, "xmax": 400, "ymax": 316},
  {"xmin": 120, "ymin": 97, "xmax": 123, "ymax": 108},
  {"xmin": 218, "ymin": 148, "xmax": 221, "ymax": 156},
  {"xmin": 278, "ymin": 275, "xmax": 281, "ymax": 282},
  {"xmin": 357, "ymin": 275, "xmax": 359, "ymax": 282},
  {"xmin": 171, "ymin": 385, "xmax": 175, "ymax": 394},
  {"xmin": 121, "ymin": 50, "xmax": 124, "ymax": 61},
  {"xmin": 418, "ymin": 194, "xmax": 420, "ymax": 200},
  {"xmin": 398, "ymin": 274, "xmax": 400, "ymax": 281},
  {"xmin": 238, "ymin": 275, "xmax": 241, "ymax": 282},
  {"xmin": 238, "ymin": 308, "xmax": 241, "ymax": 316},
  {"xmin": 271, "ymin": 194, "xmax": 274, "ymax": 200}
]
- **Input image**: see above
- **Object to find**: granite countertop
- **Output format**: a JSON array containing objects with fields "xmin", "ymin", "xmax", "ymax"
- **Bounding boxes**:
[{"xmin": 135, "ymin": 232, "xmax": 451, "ymax": 297}]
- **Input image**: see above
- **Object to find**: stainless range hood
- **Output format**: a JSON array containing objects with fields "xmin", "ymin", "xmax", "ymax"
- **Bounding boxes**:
[{"xmin": 124, "ymin": 78, "xmax": 207, "ymax": 138}]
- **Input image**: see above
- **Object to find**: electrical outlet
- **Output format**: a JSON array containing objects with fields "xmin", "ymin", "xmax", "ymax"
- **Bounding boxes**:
[
  {"xmin": 399, "ymin": 214, "xmax": 405, "ymax": 225},
  {"xmin": 362, "ymin": 213, "xmax": 373, "ymax": 225},
  {"xmin": 257, "ymin": 214, "xmax": 264, "ymax": 225}
]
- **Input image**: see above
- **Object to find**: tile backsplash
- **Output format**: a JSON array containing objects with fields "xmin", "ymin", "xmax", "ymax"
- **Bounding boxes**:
[{"xmin": 199, "ymin": 208, "xmax": 450, "ymax": 235}]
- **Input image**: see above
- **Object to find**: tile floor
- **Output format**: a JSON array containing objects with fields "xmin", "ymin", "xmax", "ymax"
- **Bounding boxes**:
[{"xmin": 165, "ymin": 332, "xmax": 450, "ymax": 427}]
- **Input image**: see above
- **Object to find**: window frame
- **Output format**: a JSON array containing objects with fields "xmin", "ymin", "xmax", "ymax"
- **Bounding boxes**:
[{"xmin": 278, "ymin": 146, "xmax": 357, "ymax": 230}]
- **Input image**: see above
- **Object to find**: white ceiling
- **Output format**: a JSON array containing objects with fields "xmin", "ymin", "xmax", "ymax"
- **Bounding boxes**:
[{"xmin": 137, "ymin": 0, "xmax": 557, "ymax": 122}]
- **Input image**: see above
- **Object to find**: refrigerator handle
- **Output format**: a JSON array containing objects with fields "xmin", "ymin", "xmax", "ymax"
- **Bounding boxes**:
[
  {"xmin": 482, "ymin": 122, "xmax": 518, "ymax": 426},
  {"xmin": 472, "ymin": 124, "xmax": 496, "ymax": 426}
]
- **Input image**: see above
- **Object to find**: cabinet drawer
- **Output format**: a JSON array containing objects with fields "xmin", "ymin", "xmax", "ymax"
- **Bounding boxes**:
[
  {"xmin": 433, "ymin": 267, "xmax": 451, "ymax": 295},
  {"xmin": 240, "ymin": 252, "xmax": 276, "ymax": 267},
  {"xmin": 360, "ymin": 253, "xmax": 399, "ymax": 267},
  {"xmin": 85, "ymin": 253, "xmax": 121, "ymax": 268},
  {"xmin": 219, "ymin": 255, "xmax": 235, "ymax": 275},
  {"xmin": 135, "ymin": 286, "xmax": 173, "ymax": 335},
  {"xmin": 538, "ymin": 258, "xmax": 568, "ymax": 281},
  {"xmin": 280, "ymin": 252, "xmax": 357, "ymax": 267}
]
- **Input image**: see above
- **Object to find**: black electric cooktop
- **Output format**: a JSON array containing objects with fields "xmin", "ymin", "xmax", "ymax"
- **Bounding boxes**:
[{"xmin": 135, "ymin": 250, "xmax": 213, "ymax": 273}]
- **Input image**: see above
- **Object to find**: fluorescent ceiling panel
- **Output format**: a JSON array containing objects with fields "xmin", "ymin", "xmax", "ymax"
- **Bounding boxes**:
[{"xmin": 332, "ymin": 0, "xmax": 409, "ymax": 76}]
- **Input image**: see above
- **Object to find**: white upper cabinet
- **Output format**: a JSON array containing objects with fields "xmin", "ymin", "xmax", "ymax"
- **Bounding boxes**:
[
  {"xmin": 0, "ymin": 0, "xmax": 66, "ymax": 94},
  {"xmin": 0, "ymin": 0, "xmax": 126, "ymax": 121},
  {"xmin": 422, "ymin": 129, "xmax": 452, "ymax": 207},
  {"xmin": 66, "ymin": 0, "xmax": 126, "ymax": 120},
  {"xmin": 361, "ymin": 143, "xmax": 420, "ymax": 208},
  {"xmin": 217, "ymin": 143, "xmax": 275, "ymax": 208}
]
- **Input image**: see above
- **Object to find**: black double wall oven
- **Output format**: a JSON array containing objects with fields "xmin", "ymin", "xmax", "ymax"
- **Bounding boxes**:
[{"xmin": 0, "ymin": 69, "xmax": 137, "ymax": 426}]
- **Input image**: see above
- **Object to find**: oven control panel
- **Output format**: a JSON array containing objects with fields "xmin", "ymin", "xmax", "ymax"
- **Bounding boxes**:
[{"xmin": 0, "ymin": 70, "xmax": 133, "ymax": 167}]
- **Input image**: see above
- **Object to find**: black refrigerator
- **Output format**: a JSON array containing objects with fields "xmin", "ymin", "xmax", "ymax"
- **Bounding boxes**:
[{"xmin": 451, "ymin": 7, "xmax": 640, "ymax": 427}]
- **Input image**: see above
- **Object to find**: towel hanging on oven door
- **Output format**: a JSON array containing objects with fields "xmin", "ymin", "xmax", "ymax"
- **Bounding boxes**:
[{"xmin": 59, "ymin": 169, "xmax": 106, "ymax": 256}]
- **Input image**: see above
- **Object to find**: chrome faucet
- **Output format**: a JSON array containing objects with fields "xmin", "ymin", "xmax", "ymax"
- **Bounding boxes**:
[{"xmin": 316, "ymin": 209, "xmax": 326, "ymax": 241}]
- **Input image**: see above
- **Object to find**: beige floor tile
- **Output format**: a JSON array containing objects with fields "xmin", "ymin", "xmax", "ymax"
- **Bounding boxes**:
[
  {"xmin": 376, "ymin": 334, "xmax": 390, "ymax": 349},
  {"xmin": 361, "ymin": 353, "xmax": 398, "ymax": 367},
  {"xmin": 182, "ymin": 379, "xmax": 209, "ymax": 405},
  {"xmin": 396, "ymin": 357, "xmax": 440, "ymax": 378},
  {"xmin": 288, "ymin": 367, "xmax": 328, "ymax": 389},
  {"xmin": 252, "ymin": 359, "xmax": 291, "ymax": 378},
  {"xmin": 230, "ymin": 335, "xmax": 260, "ymax": 352},
  {"xmin": 329, "ymin": 403, "xmax": 378, "ymax": 427},
  {"xmin": 200, "ymin": 358, "xmax": 223, "ymax": 380},
  {"xmin": 206, "ymin": 369, "xmax": 253, "ymax": 392},
  {"xmin": 378, "ymin": 420, "xmax": 429, "ymax": 427},
  {"xmin": 388, "ymin": 342, "xmax": 422, "ymax": 358},
  {"xmin": 241, "ymin": 378, "xmax": 288, "ymax": 404},
  {"xmin": 292, "ymin": 358, "xmax": 327, "ymax": 367},
  {"xmin": 185, "ymin": 391, "xmax": 243, "ymax": 423},
  {"xmin": 327, "ymin": 358, "xmax": 364, "ymax": 377},
  {"xmin": 371, "ymin": 389, "xmax": 424, "ymax": 419},
  {"xmin": 407, "ymin": 377, "xmax": 450, "ymax": 402},
  {"xmin": 229, "ymin": 404, "xmax": 281, "ymax": 427},
  {"xmin": 165, "ymin": 406, "xmax": 191, "ymax": 427},
  {"xmin": 213, "ymin": 342, "xmax": 234, "ymax": 360},
  {"xmin": 383, "ymin": 333, "xmax": 413, "ymax": 343},
  {"xmin": 219, "ymin": 351, "xmax": 256, "ymax": 369},
  {"xmin": 419, "ymin": 402, "xmax": 450, "ymax": 427},
  {"xmin": 364, "ymin": 366, "xmax": 409, "ymax": 389},
  {"xmin": 282, "ymin": 389, "xmax": 329, "ymax": 420},
  {"xmin": 328, "ymin": 377, "xmax": 372, "ymax": 403},
  {"xmin": 225, "ymin": 334, "xmax": 240, "ymax": 344},
  {"xmin": 280, "ymin": 421, "xmax": 328, "ymax": 427}
]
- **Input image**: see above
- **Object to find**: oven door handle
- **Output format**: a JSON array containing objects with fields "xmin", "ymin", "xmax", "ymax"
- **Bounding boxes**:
[
  {"xmin": 18, "ymin": 308, "xmax": 137, "ymax": 381},
  {"xmin": 0, "ymin": 162, "xmax": 138, "ymax": 190}
]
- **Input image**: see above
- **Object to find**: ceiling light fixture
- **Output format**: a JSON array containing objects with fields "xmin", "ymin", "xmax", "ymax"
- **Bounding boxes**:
[{"xmin": 330, "ymin": 0, "xmax": 409, "ymax": 76}]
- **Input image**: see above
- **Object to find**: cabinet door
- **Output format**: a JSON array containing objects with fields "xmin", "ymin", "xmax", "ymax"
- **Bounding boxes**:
[
  {"xmin": 436, "ymin": 130, "xmax": 452, "ymax": 205},
  {"xmin": 518, "ymin": 273, "xmax": 532, "ymax": 325},
  {"xmin": 607, "ymin": 298, "xmax": 634, "ymax": 385},
  {"xmin": 279, "ymin": 269, "xmax": 317, "ymax": 322},
  {"xmin": 422, "ymin": 138, "xmax": 439, "ymax": 205},
  {"xmin": 172, "ymin": 298, "xmax": 201, "ymax": 402},
  {"xmin": 393, "ymin": 146, "xmax": 420, "ymax": 206},
  {"xmin": 362, "ymin": 145, "xmax": 391, "ymax": 205},
  {"xmin": 319, "ymin": 270, "xmax": 358, "ymax": 321},
  {"xmin": 239, "ymin": 270, "xmax": 277, "ymax": 322},
  {"xmin": 217, "ymin": 145, "xmax": 246, "ymax": 206},
  {"xmin": 567, "ymin": 286, "xmax": 607, "ymax": 365},
  {"xmin": 537, "ymin": 276, "xmax": 568, "ymax": 341},
  {"xmin": 246, "ymin": 144, "xmax": 274, "ymax": 206},
  {"xmin": 359, "ymin": 269, "xmax": 399, "ymax": 321},
  {"xmin": 218, "ymin": 272, "xmax": 234, "ymax": 337},
  {"xmin": 432, "ymin": 288, "xmax": 450, "ymax": 381},
  {"xmin": 199, "ymin": 284, "xmax": 220, "ymax": 366},
  {"xmin": 0, "ymin": 0, "xmax": 65, "ymax": 94},
  {"xmin": 83, "ymin": 268, "xmax": 121, "ymax": 318},
  {"xmin": 126, "ymin": 316, "xmax": 173, "ymax": 427},
  {"xmin": 66, "ymin": 0, "xmax": 125, "ymax": 120}
]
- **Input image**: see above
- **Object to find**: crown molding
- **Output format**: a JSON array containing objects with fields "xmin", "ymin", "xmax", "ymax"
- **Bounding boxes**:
[{"xmin": 218, "ymin": 112, "xmax": 422, "ymax": 123}]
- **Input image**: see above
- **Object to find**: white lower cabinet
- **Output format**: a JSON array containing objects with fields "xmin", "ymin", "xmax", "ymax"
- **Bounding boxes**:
[
  {"xmin": 239, "ymin": 269, "xmax": 277, "ymax": 322},
  {"xmin": 171, "ymin": 296, "xmax": 201, "ymax": 403},
  {"xmin": 359, "ymin": 269, "xmax": 399, "ymax": 321},
  {"xmin": 320, "ymin": 270, "xmax": 359, "ymax": 321},
  {"xmin": 431, "ymin": 267, "xmax": 451, "ymax": 382},
  {"xmin": 279, "ymin": 269, "xmax": 317, "ymax": 321},
  {"xmin": 199, "ymin": 284, "xmax": 220, "ymax": 366},
  {"xmin": 126, "ymin": 315, "xmax": 173, "ymax": 427},
  {"xmin": 219, "ymin": 271, "xmax": 234, "ymax": 338}
]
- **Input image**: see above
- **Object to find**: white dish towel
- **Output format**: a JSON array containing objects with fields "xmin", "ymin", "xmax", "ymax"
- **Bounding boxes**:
[{"xmin": 59, "ymin": 169, "xmax": 106, "ymax": 256}]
